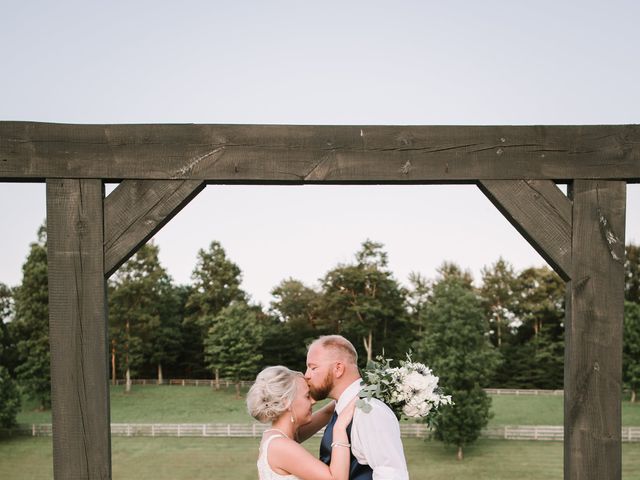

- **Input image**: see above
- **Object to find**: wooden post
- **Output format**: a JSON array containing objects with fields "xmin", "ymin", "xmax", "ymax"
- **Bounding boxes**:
[
  {"xmin": 47, "ymin": 179, "xmax": 111, "ymax": 479},
  {"xmin": 565, "ymin": 179, "xmax": 626, "ymax": 479}
]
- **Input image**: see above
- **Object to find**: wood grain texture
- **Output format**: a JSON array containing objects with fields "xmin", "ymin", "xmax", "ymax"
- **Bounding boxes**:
[
  {"xmin": 1, "ymin": 122, "xmax": 639, "ymax": 182},
  {"xmin": 564, "ymin": 180, "xmax": 626, "ymax": 480},
  {"xmin": 478, "ymin": 180, "xmax": 572, "ymax": 280},
  {"xmin": 46, "ymin": 179, "xmax": 111, "ymax": 479},
  {"xmin": 104, "ymin": 179, "xmax": 204, "ymax": 277}
]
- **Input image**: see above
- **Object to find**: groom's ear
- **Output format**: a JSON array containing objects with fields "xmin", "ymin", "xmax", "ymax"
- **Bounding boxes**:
[{"xmin": 334, "ymin": 361, "xmax": 346, "ymax": 378}]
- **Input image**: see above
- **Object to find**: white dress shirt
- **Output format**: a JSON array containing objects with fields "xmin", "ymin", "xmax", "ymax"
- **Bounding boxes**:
[{"xmin": 335, "ymin": 379, "xmax": 409, "ymax": 480}]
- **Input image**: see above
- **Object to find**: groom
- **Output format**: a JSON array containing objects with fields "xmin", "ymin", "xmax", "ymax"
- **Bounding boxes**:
[{"xmin": 305, "ymin": 335, "xmax": 409, "ymax": 480}]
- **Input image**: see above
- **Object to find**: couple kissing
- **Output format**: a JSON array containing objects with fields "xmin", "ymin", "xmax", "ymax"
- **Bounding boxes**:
[{"xmin": 247, "ymin": 335, "xmax": 409, "ymax": 480}]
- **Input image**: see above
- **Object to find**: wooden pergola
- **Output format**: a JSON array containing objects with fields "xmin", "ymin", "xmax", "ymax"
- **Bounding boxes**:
[{"xmin": 1, "ymin": 122, "xmax": 638, "ymax": 479}]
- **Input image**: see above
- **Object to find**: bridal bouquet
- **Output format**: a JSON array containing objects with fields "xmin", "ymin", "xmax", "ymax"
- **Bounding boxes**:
[{"xmin": 357, "ymin": 354, "xmax": 452, "ymax": 421}]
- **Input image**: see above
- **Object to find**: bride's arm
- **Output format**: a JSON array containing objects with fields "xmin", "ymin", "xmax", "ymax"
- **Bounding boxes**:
[
  {"xmin": 296, "ymin": 400, "xmax": 335, "ymax": 443},
  {"xmin": 270, "ymin": 399, "xmax": 356, "ymax": 480}
]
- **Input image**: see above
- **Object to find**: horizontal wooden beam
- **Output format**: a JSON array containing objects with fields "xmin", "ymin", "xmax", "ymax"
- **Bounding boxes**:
[
  {"xmin": 478, "ymin": 180, "xmax": 572, "ymax": 280},
  {"xmin": 104, "ymin": 179, "xmax": 205, "ymax": 277},
  {"xmin": 1, "ymin": 122, "xmax": 639, "ymax": 182}
]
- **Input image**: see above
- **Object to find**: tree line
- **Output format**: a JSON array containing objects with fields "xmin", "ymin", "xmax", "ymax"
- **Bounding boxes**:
[{"xmin": 1, "ymin": 225, "xmax": 639, "ymax": 433}]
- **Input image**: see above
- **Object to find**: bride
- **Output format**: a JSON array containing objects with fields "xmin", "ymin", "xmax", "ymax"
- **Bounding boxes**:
[{"xmin": 247, "ymin": 366, "xmax": 356, "ymax": 480}]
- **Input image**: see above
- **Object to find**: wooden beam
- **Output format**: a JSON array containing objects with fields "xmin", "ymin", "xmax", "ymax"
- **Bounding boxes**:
[
  {"xmin": 1, "ymin": 122, "xmax": 639, "ymax": 182},
  {"xmin": 104, "ymin": 179, "xmax": 204, "ymax": 277},
  {"xmin": 46, "ymin": 179, "xmax": 111, "ymax": 479},
  {"xmin": 478, "ymin": 179, "xmax": 572, "ymax": 280},
  {"xmin": 565, "ymin": 180, "xmax": 625, "ymax": 479}
]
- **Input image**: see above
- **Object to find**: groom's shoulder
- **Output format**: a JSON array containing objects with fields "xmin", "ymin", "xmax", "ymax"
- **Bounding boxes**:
[{"xmin": 359, "ymin": 397, "xmax": 397, "ymax": 422}]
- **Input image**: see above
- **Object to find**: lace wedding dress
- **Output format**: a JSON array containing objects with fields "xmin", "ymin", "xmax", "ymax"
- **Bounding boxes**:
[{"xmin": 257, "ymin": 433, "xmax": 301, "ymax": 480}]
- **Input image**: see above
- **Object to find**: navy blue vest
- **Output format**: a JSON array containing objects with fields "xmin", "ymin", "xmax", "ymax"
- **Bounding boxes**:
[{"xmin": 320, "ymin": 411, "xmax": 373, "ymax": 480}]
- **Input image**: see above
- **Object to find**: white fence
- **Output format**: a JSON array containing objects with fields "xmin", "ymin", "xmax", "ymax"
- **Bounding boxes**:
[
  {"xmin": 484, "ymin": 388, "xmax": 564, "ymax": 396},
  {"xmin": 4, "ymin": 423, "xmax": 640, "ymax": 442},
  {"xmin": 112, "ymin": 379, "xmax": 254, "ymax": 388},
  {"xmin": 116, "ymin": 380, "xmax": 566, "ymax": 396}
]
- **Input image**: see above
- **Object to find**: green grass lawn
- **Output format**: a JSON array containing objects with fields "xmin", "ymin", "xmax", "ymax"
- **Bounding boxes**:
[
  {"xmin": 16, "ymin": 385, "xmax": 640, "ymax": 426},
  {"xmin": 2, "ymin": 437, "xmax": 640, "ymax": 479},
  {"xmin": 18, "ymin": 385, "xmax": 253, "ymax": 424},
  {"xmin": 7, "ymin": 388, "xmax": 640, "ymax": 479},
  {"xmin": 490, "ymin": 394, "xmax": 640, "ymax": 426}
]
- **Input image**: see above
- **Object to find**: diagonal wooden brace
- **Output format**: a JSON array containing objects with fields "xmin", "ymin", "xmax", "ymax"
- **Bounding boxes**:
[
  {"xmin": 478, "ymin": 179, "xmax": 572, "ymax": 281},
  {"xmin": 104, "ymin": 179, "xmax": 205, "ymax": 278}
]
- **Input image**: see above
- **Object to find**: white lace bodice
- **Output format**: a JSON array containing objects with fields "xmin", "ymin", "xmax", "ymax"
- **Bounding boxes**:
[{"xmin": 257, "ymin": 433, "xmax": 301, "ymax": 480}]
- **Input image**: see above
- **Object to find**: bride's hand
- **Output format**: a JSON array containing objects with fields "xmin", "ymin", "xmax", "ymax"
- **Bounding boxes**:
[{"xmin": 334, "ymin": 397, "xmax": 357, "ymax": 430}]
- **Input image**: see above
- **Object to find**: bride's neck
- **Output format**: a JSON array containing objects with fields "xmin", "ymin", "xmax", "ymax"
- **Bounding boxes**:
[{"xmin": 269, "ymin": 416, "xmax": 296, "ymax": 439}]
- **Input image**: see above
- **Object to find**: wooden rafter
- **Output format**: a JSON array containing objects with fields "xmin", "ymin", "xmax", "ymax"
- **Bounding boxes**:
[{"xmin": 1, "ymin": 122, "xmax": 639, "ymax": 182}]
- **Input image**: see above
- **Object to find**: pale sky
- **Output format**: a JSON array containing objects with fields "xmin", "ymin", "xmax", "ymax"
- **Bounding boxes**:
[{"xmin": 1, "ymin": 1, "xmax": 639, "ymax": 306}]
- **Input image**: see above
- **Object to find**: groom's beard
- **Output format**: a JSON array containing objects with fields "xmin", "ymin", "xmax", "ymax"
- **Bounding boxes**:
[{"xmin": 309, "ymin": 370, "xmax": 334, "ymax": 401}]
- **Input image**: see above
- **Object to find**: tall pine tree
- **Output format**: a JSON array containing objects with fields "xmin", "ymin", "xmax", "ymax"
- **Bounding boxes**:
[
  {"xmin": 414, "ymin": 264, "xmax": 499, "ymax": 460},
  {"xmin": 321, "ymin": 240, "xmax": 412, "ymax": 364},
  {"xmin": 13, "ymin": 225, "xmax": 50, "ymax": 409},
  {"xmin": 109, "ymin": 243, "xmax": 181, "ymax": 390},
  {"xmin": 185, "ymin": 241, "xmax": 246, "ymax": 377},
  {"xmin": 204, "ymin": 302, "xmax": 263, "ymax": 398}
]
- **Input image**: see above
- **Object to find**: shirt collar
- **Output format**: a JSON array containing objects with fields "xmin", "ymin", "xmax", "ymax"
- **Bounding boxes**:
[{"xmin": 335, "ymin": 378, "xmax": 363, "ymax": 415}]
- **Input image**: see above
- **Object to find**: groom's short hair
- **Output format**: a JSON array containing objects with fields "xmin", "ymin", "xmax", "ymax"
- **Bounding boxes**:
[{"xmin": 312, "ymin": 335, "xmax": 358, "ymax": 365}]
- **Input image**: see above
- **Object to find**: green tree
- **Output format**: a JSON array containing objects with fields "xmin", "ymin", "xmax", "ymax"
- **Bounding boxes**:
[
  {"xmin": 186, "ymin": 241, "xmax": 246, "ymax": 320},
  {"xmin": 185, "ymin": 241, "xmax": 246, "ymax": 375},
  {"xmin": 414, "ymin": 266, "xmax": 499, "ymax": 460},
  {"xmin": 514, "ymin": 266, "xmax": 565, "ymax": 341},
  {"xmin": 204, "ymin": 302, "xmax": 263, "ymax": 398},
  {"xmin": 0, "ymin": 366, "xmax": 21, "ymax": 428},
  {"xmin": 0, "ymin": 283, "xmax": 18, "ymax": 374},
  {"xmin": 12, "ymin": 225, "xmax": 50, "ymax": 409},
  {"xmin": 436, "ymin": 261, "xmax": 474, "ymax": 288},
  {"xmin": 407, "ymin": 272, "xmax": 432, "ymax": 337},
  {"xmin": 626, "ymin": 244, "xmax": 640, "ymax": 303},
  {"xmin": 109, "ymin": 243, "xmax": 181, "ymax": 390},
  {"xmin": 0, "ymin": 282, "xmax": 20, "ymax": 428},
  {"xmin": 480, "ymin": 258, "xmax": 519, "ymax": 348},
  {"xmin": 267, "ymin": 278, "xmax": 324, "ymax": 370},
  {"xmin": 320, "ymin": 240, "xmax": 411, "ymax": 364},
  {"xmin": 0, "ymin": 282, "xmax": 12, "ymax": 322},
  {"xmin": 489, "ymin": 266, "xmax": 565, "ymax": 390},
  {"xmin": 624, "ymin": 301, "xmax": 640, "ymax": 403}
]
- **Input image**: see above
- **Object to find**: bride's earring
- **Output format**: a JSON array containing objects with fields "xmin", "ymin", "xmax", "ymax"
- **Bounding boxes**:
[{"xmin": 290, "ymin": 409, "xmax": 296, "ymax": 424}]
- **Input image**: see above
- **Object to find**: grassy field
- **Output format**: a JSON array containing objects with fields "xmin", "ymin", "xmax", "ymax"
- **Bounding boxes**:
[
  {"xmin": 1, "ymin": 437, "xmax": 640, "ymax": 479},
  {"xmin": 17, "ymin": 385, "xmax": 640, "ymax": 426},
  {"xmin": 6, "ymin": 388, "xmax": 640, "ymax": 479}
]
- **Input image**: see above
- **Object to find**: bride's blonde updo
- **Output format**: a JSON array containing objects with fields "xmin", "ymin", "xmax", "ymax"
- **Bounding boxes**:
[{"xmin": 247, "ymin": 366, "xmax": 303, "ymax": 423}]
